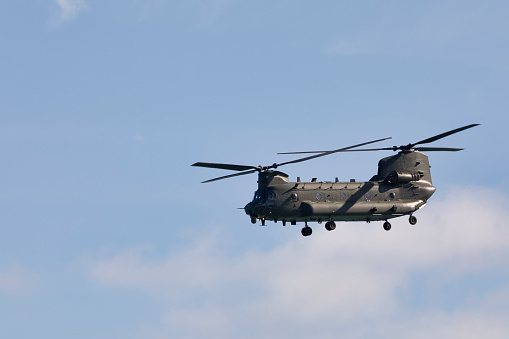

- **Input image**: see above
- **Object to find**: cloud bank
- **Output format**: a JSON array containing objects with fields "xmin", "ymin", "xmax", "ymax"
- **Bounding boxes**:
[{"xmin": 85, "ymin": 187, "xmax": 509, "ymax": 338}]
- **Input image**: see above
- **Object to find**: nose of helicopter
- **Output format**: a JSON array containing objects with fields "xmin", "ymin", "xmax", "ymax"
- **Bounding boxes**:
[{"xmin": 244, "ymin": 201, "xmax": 254, "ymax": 215}]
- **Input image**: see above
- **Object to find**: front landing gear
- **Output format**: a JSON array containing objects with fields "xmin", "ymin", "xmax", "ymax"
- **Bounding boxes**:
[
  {"xmin": 301, "ymin": 226, "xmax": 312, "ymax": 236},
  {"xmin": 409, "ymin": 215, "xmax": 417, "ymax": 225},
  {"xmin": 383, "ymin": 221, "xmax": 392, "ymax": 231},
  {"xmin": 301, "ymin": 222, "xmax": 312, "ymax": 237}
]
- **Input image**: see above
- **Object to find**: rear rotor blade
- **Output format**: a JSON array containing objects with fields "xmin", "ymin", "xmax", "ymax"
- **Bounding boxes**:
[
  {"xmin": 413, "ymin": 147, "xmax": 464, "ymax": 152},
  {"xmin": 278, "ymin": 147, "xmax": 394, "ymax": 155},
  {"xmin": 278, "ymin": 145, "xmax": 466, "ymax": 154},
  {"xmin": 202, "ymin": 170, "xmax": 258, "ymax": 183},
  {"xmin": 411, "ymin": 124, "xmax": 479, "ymax": 147},
  {"xmin": 192, "ymin": 162, "xmax": 258, "ymax": 171},
  {"xmin": 275, "ymin": 137, "xmax": 391, "ymax": 167}
]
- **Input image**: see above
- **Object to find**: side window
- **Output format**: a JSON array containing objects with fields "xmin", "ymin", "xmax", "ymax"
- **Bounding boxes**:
[{"xmin": 290, "ymin": 193, "xmax": 299, "ymax": 202}]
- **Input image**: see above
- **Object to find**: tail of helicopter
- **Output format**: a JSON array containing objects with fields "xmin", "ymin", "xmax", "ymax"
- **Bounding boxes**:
[{"xmin": 372, "ymin": 151, "xmax": 432, "ymax": 185}]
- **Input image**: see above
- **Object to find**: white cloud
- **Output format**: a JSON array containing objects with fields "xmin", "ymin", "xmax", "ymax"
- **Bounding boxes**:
[
  {"xmin": 56, "ymin": 0, "xmax": 87, "ymax": 21},
  {"xmin": 85, "ymin": 187, "xmax": 509, "ymax": 338}
]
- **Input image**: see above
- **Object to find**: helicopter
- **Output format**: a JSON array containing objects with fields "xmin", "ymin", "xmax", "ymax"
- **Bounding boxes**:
[{"xmin": 192, "ymin": 124, "xmax": 479, "ymax": 236}]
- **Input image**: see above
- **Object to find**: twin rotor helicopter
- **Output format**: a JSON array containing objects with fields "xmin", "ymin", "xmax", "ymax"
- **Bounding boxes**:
[{"xmin": 193, "ymin": 124, "xmax": 479, "ymax": 236}]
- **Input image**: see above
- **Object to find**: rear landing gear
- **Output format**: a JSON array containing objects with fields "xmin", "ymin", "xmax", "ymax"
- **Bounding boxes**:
[
  {"xmin": 409, "ymin": 215, "xmax": 417, "ymax": 225},
  {"xmin": 383, "ymin": 221, "xmax": 391, "ymax": 231},
  {"xmin": 325, "ymin": 221, "xmax": 336, "ymax": 231}
]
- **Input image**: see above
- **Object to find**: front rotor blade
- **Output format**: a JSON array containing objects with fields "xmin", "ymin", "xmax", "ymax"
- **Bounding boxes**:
[
  {"xmin": 411, "ymin": 124, "xmax": 479, "ymax": 147},
  {"xmin": 192, "ymin": 162, "xmax": 257, "ymax": 171},
  {"xmin": 276, "ymin": 137, "xmax": 391, "ymax": 167},
  {"xmin": 202, "ymin": 170, "xmax": 258, "ymax": 183},
  {"xmin": 277, "ymin": 150, "xmax": 328, "ymax": 155},
  {"xmin": 413, "ymin": 147, "xmax": 464, "ymax": 152}
]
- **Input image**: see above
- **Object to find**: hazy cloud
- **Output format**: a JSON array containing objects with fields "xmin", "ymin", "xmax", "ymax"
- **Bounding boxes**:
[
  {"xmin": 188, "ymin": 0, "xmax": 233, "ymax": 28},
  {"xmin": 85, "ymin": 187, "xmax": 509, "ymax": 338},
  {"xmin": 56, "ymin": 0, "xmax": 87, "ymax": 21},
  {"xmin": 329, "ymin": 2, "xmax": 509, "ymax": 68},
  {"xmin": 0, "ymin": 269, "xmax": 34, "ymax": 294}
]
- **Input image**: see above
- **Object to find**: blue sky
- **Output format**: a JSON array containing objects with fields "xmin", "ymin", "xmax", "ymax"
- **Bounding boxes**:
[{"xmin": 1, "ymin": 1, "xmax": 509, "ymax": 338}]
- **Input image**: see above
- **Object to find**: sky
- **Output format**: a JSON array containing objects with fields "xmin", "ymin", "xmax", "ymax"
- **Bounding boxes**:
[{"xmin": 1, "ymin": 1, "xmax": 509, "ymax": 338}]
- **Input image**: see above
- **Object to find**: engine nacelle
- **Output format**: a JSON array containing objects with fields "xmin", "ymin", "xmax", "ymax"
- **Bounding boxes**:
[{"xmin": 386, "ymin": 170, "xmax": 423, "ymax": 185}]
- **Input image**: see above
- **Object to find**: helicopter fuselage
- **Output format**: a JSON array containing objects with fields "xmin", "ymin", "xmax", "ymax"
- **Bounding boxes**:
[
  {"xmin": 244, "ymin": 151, "xmax": 436, "ymax": 225},
  {"xmin": 244, "ymin": 173, "xmax": 435, "ymax": 224}
]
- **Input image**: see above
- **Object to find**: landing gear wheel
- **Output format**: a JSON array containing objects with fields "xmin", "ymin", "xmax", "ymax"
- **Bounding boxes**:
[
  {"xmin": 409, "ymin": 215, "xmax": 417, "ymax": 225},
  {"xmin": 301, "ymin": 226, "xmax": 312, "ymax": 237},
  {"xmin": 383, "ymin": 221, "xmax": 392, "ymax": 231},
  {"xmin": 251, "ymin": 216, "xmax": 257, "ymax": 224},
  {"xmin": 325, "ymin": 221, "xmax": 336, "ymax": 231}
]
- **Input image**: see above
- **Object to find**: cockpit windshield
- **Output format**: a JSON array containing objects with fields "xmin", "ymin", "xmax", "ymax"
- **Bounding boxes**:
[{"xmin": 253, "ymin": 191, "xmax": 261, "ymax": 200}]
